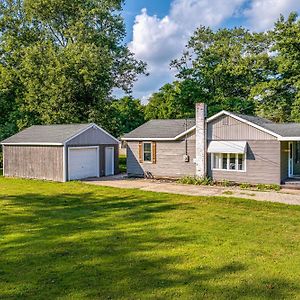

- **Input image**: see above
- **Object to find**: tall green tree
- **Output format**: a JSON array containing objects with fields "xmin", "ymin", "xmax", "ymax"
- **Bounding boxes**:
[
  {"xmin": 110, "ymin": 96, "xmax": 144, "ymax": 137},
  {"xmin": 171, "ymin": 26, "xmax": 271, "ymax": 116},
  {"xmin": 145, "ymin": 83, "xmax": 182, "ymax": 120},
  {"xmin": 0, "ymin": 0, "xmax": 145, "ymax": 133},
  {"xmin": 252, "ymin": 13, "xmax": 300, "ymax": 122}
]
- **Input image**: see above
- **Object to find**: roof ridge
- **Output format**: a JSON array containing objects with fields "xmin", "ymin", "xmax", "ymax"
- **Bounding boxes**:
[
  {"xmin": 149, "ymin": 118, "xmax": 195, "ymax": 121},
  {"xmin": 30, "ymin": 123, "xmax": 93, "ymax": 127}
]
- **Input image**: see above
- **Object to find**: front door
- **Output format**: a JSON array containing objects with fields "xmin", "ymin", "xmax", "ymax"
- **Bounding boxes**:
[{"xmin": 288, "ymin": 142, "xmax": 300, "ymax": 178}]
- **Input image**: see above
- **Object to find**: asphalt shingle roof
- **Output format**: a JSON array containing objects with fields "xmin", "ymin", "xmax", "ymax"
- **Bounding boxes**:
[
  {"xmin": 231, "ymin": 112, "xmax": 300, "ymax": 137},
  {"xmin": 263, "ymin": 123, "xmax": 300, "ymax": 137},
  {"xmin": 1, "ymin": 124, "xmax": 92, "ymax": 144},
  {"xmin": 123, "ymin": 112, "xmax": 300, "ymax": 139},
  {"xmin": 123, "ymin": 119, "xmax": 196, "ymax": 139},
  {"xmin": 231, "ymin": 113, "xmax": 274, "ymax": 126}
]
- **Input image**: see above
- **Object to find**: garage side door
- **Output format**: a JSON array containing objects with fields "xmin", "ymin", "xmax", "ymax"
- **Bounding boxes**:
[{"xmin": 69, "ymin": 147, "xmax": 99, "ymax": 180}]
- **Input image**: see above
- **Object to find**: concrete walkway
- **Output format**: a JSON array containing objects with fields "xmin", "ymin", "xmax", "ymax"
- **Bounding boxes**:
[{"xmin": 83, "ymin": 175, "xmax": 300, "ymax": 206}]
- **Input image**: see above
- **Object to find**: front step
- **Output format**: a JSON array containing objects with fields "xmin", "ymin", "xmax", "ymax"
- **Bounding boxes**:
[{"xmin": 282, "ymin": 179, "xmax": 300, "ymax": 190}]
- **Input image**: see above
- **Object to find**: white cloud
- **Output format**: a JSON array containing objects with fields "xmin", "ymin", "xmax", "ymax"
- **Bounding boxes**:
[
  {"xmin": 128, "ymin": 0, "xmax": 300, "ymax": 101},
  {"xmin": 244, "ymin": 0, "xmax": 300, "ymax": 31},
  {"xmin": 129, "ymin": 0, "xmax": 246, "ymax": 101}
]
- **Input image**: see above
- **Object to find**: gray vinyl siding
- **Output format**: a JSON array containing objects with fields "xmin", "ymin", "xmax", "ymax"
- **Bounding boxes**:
[
  {"xmin": 126, "ymin": 114, "xmax": 283, "ymax": 183},
  {"xmin": 3, "ymin": 145, "xmax": 64, "ymax": 182},
  {"xmin": 208, "ymin": 115, "xmax": 277, "ymax": 141},
  {"xmin": 66, "ymin": 127, "xmax": 118, "ymax": 146},
  {"xmin": 208, "ymin": 140, "xmax": 281, "ymax": 184},
  {"xmin": 281, "ymin": 142, "xmax": 289, "ymax": 182},
  {"xmin": 66, "ymin": 144, "xmax": 119, "ymax": 179},
  {"xmin": 127, "ymin": 136, "xmax": 196, "ymax": 178}
]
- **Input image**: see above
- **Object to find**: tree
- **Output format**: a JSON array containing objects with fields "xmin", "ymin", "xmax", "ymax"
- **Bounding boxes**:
[
  {"xmin": 110, "ymin": 96, "xmax": 144, "ymax": 137},
  {"xmin": 0, "ymin": 0, "xmax": 145, "ymax": 131},
  {"xmin": 251, "ymin": 13, "xmax": 300, "ymax": 122},
  {"xmin": 171, "ymin": 26, "xmax": 271, "ymax": 116}
]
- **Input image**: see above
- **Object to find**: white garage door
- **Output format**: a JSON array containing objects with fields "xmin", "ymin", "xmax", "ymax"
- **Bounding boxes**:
[{"xmin": 68, "ymin": 147, "xmax": 99, "ymax": 180}]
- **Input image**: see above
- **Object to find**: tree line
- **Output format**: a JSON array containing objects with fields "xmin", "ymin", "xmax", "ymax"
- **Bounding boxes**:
[
  {"xmin": 146, "ymin": 13, "xmax": 300, "ymax": 122},
  {"xmin": 0, "ymin": 0, "xmax": 299, "ymax": 146}
]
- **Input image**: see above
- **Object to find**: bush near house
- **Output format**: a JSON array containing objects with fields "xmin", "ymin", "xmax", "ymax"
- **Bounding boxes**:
[
  {"xmin": 178, "ymin": 177, "xmax": 281, "ymax": 191},
  {"xmin": 0, "ymin": 177, "xmax": 299, "ymax": 299}
]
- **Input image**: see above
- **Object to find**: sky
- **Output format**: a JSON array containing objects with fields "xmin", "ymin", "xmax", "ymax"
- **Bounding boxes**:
[{"xmin": 121, "ymin": 0, "xmax": 300, "ymax": 102}]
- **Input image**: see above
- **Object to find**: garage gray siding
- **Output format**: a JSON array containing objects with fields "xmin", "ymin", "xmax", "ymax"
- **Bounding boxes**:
[
  {"xmin": 208, "ymin": 115, "xmax": 277, "ymax": 141},
  {"xmin": 66, "ymin": 127, "xmax": 118, "ymax": 146},
  {"xmin": 208, "ymin": 140, "xmax": 281, "ymax": 184},
  {"xmin": 3, "ymin": 145, "xmax": 64, "ymax": 182},
  {"xmin": 127, "ymin": 134, "xmax": 196, "ymax": 178}
]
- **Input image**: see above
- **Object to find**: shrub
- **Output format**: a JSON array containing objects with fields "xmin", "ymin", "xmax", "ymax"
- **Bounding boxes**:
[
  {"xmin": 256, "ymin": 184, "xmax": 280, "ymax": 191},
  {"xmin": 240, "ymin": 183, "xmax": 251, "ymax": 189},
  {"xmin": 178, "ymin": 176, "xmax": 213, "ymax": 186},
  {"xmin": 220, "ymin": 179, "xmax": 230, "ymax": 187}
]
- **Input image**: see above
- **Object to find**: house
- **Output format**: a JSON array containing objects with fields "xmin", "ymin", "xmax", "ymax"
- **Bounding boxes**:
[
  {"xmin": 122, "ymin": 103, "xmax": 300, "ymax": 185},
  {"xmin": 1, "ymin": 123, "xmax": 119, "ymax": 182}
]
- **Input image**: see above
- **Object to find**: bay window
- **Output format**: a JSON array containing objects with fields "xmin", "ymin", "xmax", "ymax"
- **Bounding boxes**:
[{"xmin": 212, "ymin": 153, "xmax": 245, "ymax": 171}]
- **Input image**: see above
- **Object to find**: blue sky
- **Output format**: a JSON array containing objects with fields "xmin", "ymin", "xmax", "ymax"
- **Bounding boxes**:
[{"xmin": 121, "ymin": 0, "xmax": 300, "ymax": 102}]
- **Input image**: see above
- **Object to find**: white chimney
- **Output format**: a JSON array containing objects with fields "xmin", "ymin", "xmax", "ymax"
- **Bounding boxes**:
[{"xmin": 195, "ymin": 103, "xmax": 207, "ymax": 177}]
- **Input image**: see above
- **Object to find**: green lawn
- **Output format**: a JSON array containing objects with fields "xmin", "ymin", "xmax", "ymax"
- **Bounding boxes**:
[{"xmin": 0, "ymin": 177, "xmax": 299, "ymax": 299}]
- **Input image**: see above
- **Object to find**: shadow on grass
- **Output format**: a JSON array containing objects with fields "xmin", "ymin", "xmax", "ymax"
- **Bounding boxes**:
[{"xmin": 0, "ymin": 190, "xmax": 299, "ymax": 299}]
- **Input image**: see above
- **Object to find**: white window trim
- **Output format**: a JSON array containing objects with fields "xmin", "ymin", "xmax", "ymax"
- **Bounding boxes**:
[
  {"xmin": 143, "ymin": 142, "xmax": 152, "ymax": 163},
  {"xmin": 67, "ymin": 146, "xmax": 100, "ymax": 181},
  {"xmin": 211, "ymin": 153, "xmax": 246, "ymax": 172}
]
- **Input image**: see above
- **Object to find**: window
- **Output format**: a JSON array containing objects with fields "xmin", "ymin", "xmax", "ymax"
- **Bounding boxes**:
[
  {"xmin": 143, "ymin": 142, "xmax": 152, "ymax": 162},
  {"xmin": 212, "ymin": 153, "xmax": 245, "ymax": 171}
]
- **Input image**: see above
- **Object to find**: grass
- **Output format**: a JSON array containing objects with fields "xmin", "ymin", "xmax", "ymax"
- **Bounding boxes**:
[
  {"xmin": 0, "ymin": 177, "xmax": 299, "ymax": 299},
  {"xmin": 119, "ymin": 154, "xmax": 126, "ymax": 173}
]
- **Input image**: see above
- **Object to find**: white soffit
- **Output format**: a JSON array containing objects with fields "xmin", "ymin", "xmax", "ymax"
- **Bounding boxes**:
[{"xmin": 207, "ymin": 141, "xmax": 247, "ymax": 154}]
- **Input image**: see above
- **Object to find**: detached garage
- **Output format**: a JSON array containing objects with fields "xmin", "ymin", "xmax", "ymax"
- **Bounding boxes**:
[{"xmin": 1, "ymin": 123, "xmax": 119, "ymax": 182}]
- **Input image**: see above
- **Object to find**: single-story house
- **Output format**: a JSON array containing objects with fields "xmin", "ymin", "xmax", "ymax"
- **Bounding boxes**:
[
  {"xmin": 122, "ymin": 103, "xmax": 300, "ymax": 185},
  {"xmin": 1, "ymin": 123, "xmax": 119, "ymax": 182}
]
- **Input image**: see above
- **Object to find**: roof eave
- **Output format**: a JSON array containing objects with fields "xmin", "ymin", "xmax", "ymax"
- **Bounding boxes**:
[{"xmin": 278, "ymin": 137, "xmax": 300, "ymax": 141}]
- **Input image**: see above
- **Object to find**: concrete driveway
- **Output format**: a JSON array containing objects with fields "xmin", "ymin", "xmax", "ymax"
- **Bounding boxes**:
[{"xmin": 83, "ymin": 175, "xmax": 300, "ymax": 206}]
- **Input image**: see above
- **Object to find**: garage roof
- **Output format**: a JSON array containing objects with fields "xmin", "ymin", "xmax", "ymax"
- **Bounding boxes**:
[{"xmin": 1, "ymin": 123, "xmax": 110, "ymax": 145}]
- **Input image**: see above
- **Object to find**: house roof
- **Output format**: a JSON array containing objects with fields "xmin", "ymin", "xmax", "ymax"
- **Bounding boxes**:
[
  {"xmin": 263, "ymin": 123, "xmax": 300, "ymax": 137},
  {"xmin": 228, "ymin": 112, "xmax": 300, "ymax": 138},
  {"xmin": 1, "ymin": 124, "xmax": 94, "ymax": 145},
  {"xmin": 122, "ymin": 110, "xmax": 300, "ymax": 141},
  {"xmin": 230, "ymin": 113, "xmax": 274, "ymax": 126},
  {"xmin": 123, "ymin": 119, "xmax": 196, "ymax": 140}
]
